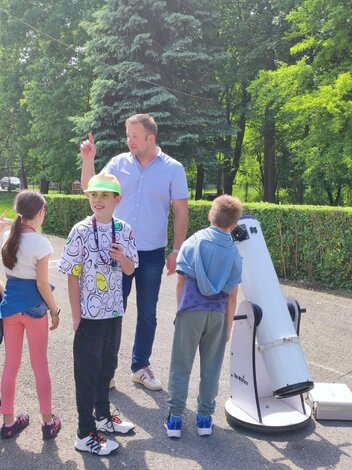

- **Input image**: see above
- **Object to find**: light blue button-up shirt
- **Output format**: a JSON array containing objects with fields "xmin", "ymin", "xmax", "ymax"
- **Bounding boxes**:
[{"xmin": 103, "ymin": 148, "xmax": 188, "ymax": 251}]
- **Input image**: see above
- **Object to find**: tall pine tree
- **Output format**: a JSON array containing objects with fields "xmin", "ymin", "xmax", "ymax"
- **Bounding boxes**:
[{"xmin": 75, "ymin": 0, "xmax": 229, "ymax": 172}]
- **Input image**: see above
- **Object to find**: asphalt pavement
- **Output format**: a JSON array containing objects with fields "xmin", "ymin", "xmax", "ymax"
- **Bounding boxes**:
[{"xmin": 0, "ymin": 234, "xmax": 351, "ymax": 470}]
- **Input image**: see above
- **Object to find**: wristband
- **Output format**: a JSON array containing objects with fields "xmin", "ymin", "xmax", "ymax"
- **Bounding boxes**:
[
  {"xmin": 50, "ymin": 308, "xmax": 60, "ymax": 317},
  {"xmin": 172, "ymin": 248, "xmax": 179, "ymax": 254}
]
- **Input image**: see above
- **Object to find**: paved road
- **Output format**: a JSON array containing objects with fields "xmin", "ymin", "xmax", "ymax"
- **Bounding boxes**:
[{"xmin": 0, "ymin": 235, "xmax": 351, "ymax": 469}]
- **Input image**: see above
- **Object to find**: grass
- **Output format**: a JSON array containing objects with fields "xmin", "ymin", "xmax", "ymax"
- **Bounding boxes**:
[
  {"xmin": 0, "ymin": 191, "xmax": 17, "ymax": 219},
  {"xmin": 0, "ymin": 188, "xmax": 62, "ymax": 221}
]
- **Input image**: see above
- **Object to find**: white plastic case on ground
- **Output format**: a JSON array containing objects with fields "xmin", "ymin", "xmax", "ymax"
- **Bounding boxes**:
[{"xmin": 307, "ymin": 383, "xmax": 352, "ymax": 420}]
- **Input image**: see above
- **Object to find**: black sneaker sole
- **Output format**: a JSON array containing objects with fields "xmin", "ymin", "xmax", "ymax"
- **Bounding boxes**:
[{"xmin": 96, "ymin": 427, "xmax": 135, "ymax": 435}]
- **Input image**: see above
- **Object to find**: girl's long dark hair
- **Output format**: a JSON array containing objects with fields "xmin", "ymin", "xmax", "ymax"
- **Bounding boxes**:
[{"xmin": 2, "ymin": 190, "xmax": 46, "ymax": 270}]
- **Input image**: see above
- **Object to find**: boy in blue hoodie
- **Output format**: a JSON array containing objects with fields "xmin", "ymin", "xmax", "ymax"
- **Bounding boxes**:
[{"xmin": 165, "ymin": 195, "xmax": 243, "ymax": 437}]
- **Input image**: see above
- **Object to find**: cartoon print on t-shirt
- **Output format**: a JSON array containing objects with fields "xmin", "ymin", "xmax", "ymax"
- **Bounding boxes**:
[
  {"xmin": 59, "ymin": 258, "xmax": 72, "ymax": 272},
  {"xmin": 114, "ymin": 220, "xmax": 123, "ymax": 232},
  {"xmin": 87, "ymin": 293, "xmax": 101, "ymax": 318},
  {"xmin": 109, "ymin": 272, "xmax": 117, "ymax": 290},
  {"xmin": 96, "ymin": 272, "xmax": 108, "ymax": 293},
  {"xmin": 114, "ymin": 288, "xmax": 122, "ymax": 305},
  {"xmin": 77, "ymin": 222, "xmax": 89, "ymax": 238},
  {"xmin": 66, "ymin": 236, "xmax": 82, "ymax": 257},
  {"xmin": 106, "ymin": 292, "xmax": 115, "ymax": 311},
  {"xmin": 86, "ymin": 275, "xmax": 95, "ymax": 292},
  {"xmin": 87, "ymin": 232, "xmax": 98, "ymax": 252},
  {"xmin": 100, "ymin": 265, "xmax": 110, "ymax": 275},
  {"xmin": 100, "ymin": 233, "xmax": 110, "ymax": 251},
  {"xmin": 84, "ymin": 259, "xmax": 93, "ymax": 272},
  {"xmin": 72, "ymin": 264, "xmax": 82, "ymax": 277},
  {"xmin": 59, "ymin": 216, "xmax": 138, "ymax": 320},
  {"xmin": 83, "ymin": 245, "xmax": 90, "ymax": 262},
  {"xmin": 96, "ymin": 248, "xmax": 109, "ymax": 265},
  {"xmin": 99, "ymin": 223, "xmax": 110, "ymax": 233}
]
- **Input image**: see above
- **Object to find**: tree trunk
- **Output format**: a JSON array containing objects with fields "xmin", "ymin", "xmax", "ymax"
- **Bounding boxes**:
[
  {"xmin": 223, "ymin": 136, "xmax": 233, "ymax": 195},
  {"xmin": 216, "ymin": 166, "xmax": 224, "ymax": 196},
  {"xmin": 223, "ymin": 84, "xmax": 248, "ymax": 195},
  {"xmin": 327, "ymin": 185, "xmax": 342, "ymax": 206},
  {"xmin": 334, "ymin": 186, "xmax": 342, "ymax": 206},
  {"xmin": 20, "ymin": 161, "xmax": 28, "ymax": 189},
  {"xmin": 195, "ymin": 164, "xmax": 204, "ymax": 200},
  {"xmin": 263, "ymin": 107, "xmax": 276, "ymax": 202},
  {"xmin": 40, "ymin": 179, "xmax": 50, "ymax": 194}
]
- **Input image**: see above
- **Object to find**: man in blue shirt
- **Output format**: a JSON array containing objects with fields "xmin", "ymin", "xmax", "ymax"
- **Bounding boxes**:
[{"xmin": 80, "ymin": 114, "xmax": 189, "ymax": 391}]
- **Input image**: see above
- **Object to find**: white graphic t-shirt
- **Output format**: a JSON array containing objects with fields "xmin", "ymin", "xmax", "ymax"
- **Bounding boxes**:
[{"xmin": 59, "ymin": 216, "xmax": 138, "ymax": 320}]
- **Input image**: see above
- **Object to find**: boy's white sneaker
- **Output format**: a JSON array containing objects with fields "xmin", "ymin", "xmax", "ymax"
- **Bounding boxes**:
[
  {"xmin": 75, "ymin": 432, "xmax": 119, "ymax": 455},
  {"xmin": 109, "ymin": 378, "xmax": 116, "ymax": 389},
  {"xmin": 96, "ymin": 413, "xmax": 135, "ymax": 434},
  {"xmin": 132, "ymin": 366, "xmax": 162, "ymax": 391}
]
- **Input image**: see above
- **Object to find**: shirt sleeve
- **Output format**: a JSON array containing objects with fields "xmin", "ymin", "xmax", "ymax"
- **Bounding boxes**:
[
  {"xmin": 102, "ymin": 155, "xmax": 119, "ymax": 176},
  {"xmin": 124, "ymin": 223, "xmax": 139, "ymax": 268},
  {"xmin": 58, "ymin": 225, "xmax": 85, "ymax": 276},
  {"xmin": 170, "ymin": 163, "xmax": 189, "ymax": 200},
  {"xmin": 36, "ymin": 235, "xmax": 54, "ymax": 260}
]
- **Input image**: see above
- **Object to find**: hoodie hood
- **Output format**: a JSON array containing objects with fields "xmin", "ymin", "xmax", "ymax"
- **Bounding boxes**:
[{"xmin": 177, "ymin": 226, "xmax": 242, "ymax": 296}]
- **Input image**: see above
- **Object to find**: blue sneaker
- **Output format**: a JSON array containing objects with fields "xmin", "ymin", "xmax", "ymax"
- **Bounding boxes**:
[
  {"xmin": 197, "ymin": 414, "xmax": 212, "ymax": 436},
  {"xmin": 164, "ymin": 413, "xmax": 182, "ymax": 438}
]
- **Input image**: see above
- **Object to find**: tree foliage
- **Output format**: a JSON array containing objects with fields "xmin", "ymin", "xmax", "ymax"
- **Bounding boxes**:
[
  {"xmin": 0, "ymin": 0, "xmax": 350, "ymax": 205},
  {"xmin": 216, "ymin": 0, "xmax": 296, "ymax": 197},
  {"xmin": 73, "ymin": 0, "xmax": 229, "ymax": 173},
  {"xmin": 0, "ymin": 0, "xmax": 101, "ymax": 190},
  {"xmin": 247, "ymin": 0, "xmax": 352, "ymax": 204}
]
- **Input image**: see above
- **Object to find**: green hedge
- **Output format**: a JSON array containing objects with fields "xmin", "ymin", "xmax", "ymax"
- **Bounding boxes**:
[
  {"xmin": 43, "ymin": 195, "xmax": 352, "ymax": 291},
  {"xmin": 42, "ymin": 194, "xmax": 91, "ymax": 237}
]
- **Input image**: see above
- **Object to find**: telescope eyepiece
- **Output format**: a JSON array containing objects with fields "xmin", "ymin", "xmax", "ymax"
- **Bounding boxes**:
[{"xmin": 232, "ymin": 224, "xmax": 249, "ymax": 242}]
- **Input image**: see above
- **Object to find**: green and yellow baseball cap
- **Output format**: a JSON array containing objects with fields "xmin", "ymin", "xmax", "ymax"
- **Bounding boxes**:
[{"xmin": 84, "ymin": 173, "xmax": 121, "ymax": 194}]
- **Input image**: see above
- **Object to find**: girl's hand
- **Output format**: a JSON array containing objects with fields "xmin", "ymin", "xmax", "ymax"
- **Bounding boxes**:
[
  {"xmin": 0, "ymin": 213, "xmax": 11, "ymax": 232},
  {"xmin": 49, "ymin": 314, "xmax": 59, "ymax": 331}
]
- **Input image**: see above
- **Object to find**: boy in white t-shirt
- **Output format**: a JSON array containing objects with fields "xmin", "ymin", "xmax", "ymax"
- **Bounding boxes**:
[{"xmin": 59, "ymin": 173, "xmax": 138, "ymax": 456}]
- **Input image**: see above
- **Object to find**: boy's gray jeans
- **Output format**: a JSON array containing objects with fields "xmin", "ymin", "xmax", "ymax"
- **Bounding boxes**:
[{"xmin": 167, "ymin": 309, "xmax": 227, "ymax": 417}]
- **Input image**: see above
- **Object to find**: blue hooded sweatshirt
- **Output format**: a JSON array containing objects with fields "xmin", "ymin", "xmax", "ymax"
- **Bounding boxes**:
[{"xmin": 176, "ymin": 226, "xmax": 242, "ymax": 296}]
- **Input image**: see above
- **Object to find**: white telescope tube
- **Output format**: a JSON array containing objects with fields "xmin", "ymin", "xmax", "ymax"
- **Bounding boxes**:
[{"xmin": 233, "ymin": 215, "xmax": 313, "ymax": 398}]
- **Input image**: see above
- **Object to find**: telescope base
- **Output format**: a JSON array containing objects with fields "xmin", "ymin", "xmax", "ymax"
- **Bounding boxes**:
[{"xmin": 225, "ymin": 397, "xmax": 312, "ymax": 433}]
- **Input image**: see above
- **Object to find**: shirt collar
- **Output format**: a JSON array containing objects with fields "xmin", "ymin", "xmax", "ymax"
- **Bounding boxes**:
[
  {"xmin": 131, "ymin": 147, "xmax": 162, "ymax": 170},
  {"xmin": 130, "ymin": 146, "xmax": 162, "ymax": 160}
]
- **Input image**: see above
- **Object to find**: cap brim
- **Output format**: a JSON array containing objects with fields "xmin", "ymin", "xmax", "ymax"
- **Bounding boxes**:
[{"xmin": 84, "ymin": 184, "xmax": 120, "ymax": 193}]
